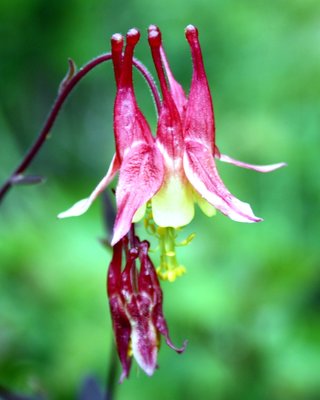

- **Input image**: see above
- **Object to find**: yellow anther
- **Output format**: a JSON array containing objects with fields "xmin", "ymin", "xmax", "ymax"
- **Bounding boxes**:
[
  {"xmin": 167, "ymin": 270, "xmax": 176, "ymax": 282},
  {"xmin": 127, "ymin": 340, "xmax": 133, "ymax": 357},
  {"xmin": 160, "ymin": 265, "xmax": 186, "ymax": 282},
  {"xmin": 176, "ymin": 265, "xmax": 186, "ymax": 276}
]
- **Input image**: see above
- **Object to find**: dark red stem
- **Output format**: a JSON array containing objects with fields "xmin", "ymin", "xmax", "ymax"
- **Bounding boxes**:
[{"xmin": 0, "ymin": 54, "xmax": 161, "ymax": 203}]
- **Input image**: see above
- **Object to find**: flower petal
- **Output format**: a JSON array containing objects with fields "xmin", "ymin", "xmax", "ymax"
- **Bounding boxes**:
[
  {"xmin": 132, "ymin": 203, "xmax": 147, "ymax": 223},
  {"xmin": 161, "ymin": 44, "xmax": 187, "ymax": 117},
  {"xmin": 58, "ymin": 154, "xmax": 120, "ymax": 219},
  {"xmin": 107, "ymin": 240, "xmax": 132, "ymax": 383},
  {"xmin": 120, "ymin": 241, "xmax": 158, "ymax": 377},
  {"xmin": 114, "ymin": 28, "xmax": 154, "ymax": 161},
  {"xmin": 109, "ymin": 296, "xmax": 132, "ymax": 383},
  {"xmin": 111, "ymin": 33, "xmax": 124, "ymax": 87},
  {"xmin": 218, "ymin": 153, "xmax": 287, "ymax": 173},
  {"xmin": 148, "ymin": 28, "xmax": 184, "ymax": 162},
  {"xmin": 193, "ymin": 190, "xmax": 216, "ymax": 217},
  {"xmin": 184, "ymin": 140, "xmax": 262, "ymax": 223},
  {"xmin": 129, "ymin": 294, "xmax": 158, "ymax": 376},
  {"xmin": 148, "ymin": 28, "xmax": 193, "ymax": 228},
  {"xmin": 151, "ymin": 174, "xmax": 194, "ymax": 228},
  {"xmin": 111, "ymin": 143, "xmax": 164, "ymax": 245},
  {"xmin": 148, "ymin": 24, "xmax": 187, "ymax": 116},
  {"xmin": 138, "ymin": 241, "xmax": 187, "ymax": 353},
  {"xmin": 184, "ymin": 25, "xmax": 216, "ymax": 151}
]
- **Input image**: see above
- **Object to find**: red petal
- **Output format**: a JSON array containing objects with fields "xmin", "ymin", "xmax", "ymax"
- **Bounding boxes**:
[
  {"xmin": 148, "ymin": 24, "xmax": 186, "ymax": 117},
  {"xmin": 107, "ymin": 240, "xmax": 132, "ymax": 382},
  {"xmin": 114, "ymin": 29, "xmax": 154, "ymax": 161},
  {"xmin": 184, "ymin": 25, "xmax": 216, "ymax": 151},
  {"xmin": 148, "ymin": 25, "xmax": 187, "ymax": 117},
  {"xmin": 111, "ymin": 33, "xmax": 124, "ymax": 87},
  {"xmin": 109, "ymin": 296, "xmax": 132, "ymax": 383},
  {"xmin": 148, "ymin": 28, "xmax": 184, "ymax": 163},
  {"xmin": 160, "ymin": 45, "xmax": 187, "ymax": 117},
  {"xmin": 138, "ymin": 241, "xmax": 187, "ymax": 353},
  {"xmin": 120, "ymin": 249, "xmax": 138, "ymax": 297},
  {"xmin": 137, "ymin": 241, "xmax": 156, "ymax": 299},
  {"xmin": 184, "ymin": 140, "xmax": 262, "ymax": 223},
  {"xmin": 111, "ymin": 143, "xmax": 164, "ymax": 245},
  {"xmin": 107, "ymin": 239, "xmax": 123, "ymax": 296}
]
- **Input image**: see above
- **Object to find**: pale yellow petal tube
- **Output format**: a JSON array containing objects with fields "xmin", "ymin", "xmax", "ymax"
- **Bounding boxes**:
[{"xmin": 151, "ymin": 175, "xmax": 194, "ymax": 228}]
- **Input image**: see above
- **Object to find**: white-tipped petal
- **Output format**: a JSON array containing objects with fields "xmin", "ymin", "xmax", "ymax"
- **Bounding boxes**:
[
  {"xmin": 184, "ymin": 141, "xmax": 262, "ymax": 223},
  {"xmin": 131, "ymin": 323, "xmax": 158, "ymax": 377},
  {"xmin": 58, "ymin": 154, "xmax": 120, "ymax": 219},
  {"xmin": 58, "ymin": 198, "xmax": 92, "ymax": 219},
  {"xmin": 218, "ymin": 154, "xmax": 287, "ymax": 173}
]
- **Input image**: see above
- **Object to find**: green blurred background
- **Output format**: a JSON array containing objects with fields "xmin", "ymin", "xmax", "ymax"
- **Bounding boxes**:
[{"xmin": 0, "ymin": 0, "xmax": 319, "ymax": 399}]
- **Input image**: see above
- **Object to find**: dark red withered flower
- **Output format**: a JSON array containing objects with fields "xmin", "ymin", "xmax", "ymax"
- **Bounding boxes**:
[{"xmin": 107, "ymin": 234, "xmax": 186, "ymax": 381}]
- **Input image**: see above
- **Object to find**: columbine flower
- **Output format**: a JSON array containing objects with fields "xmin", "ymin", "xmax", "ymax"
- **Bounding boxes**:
[
  {"xmin": 58, "ymin": 25, "xmax": 286, "ymax": 245},
  {"xmin": 107, "ymin": 233, "xmax": 186, "ymax": 381}
]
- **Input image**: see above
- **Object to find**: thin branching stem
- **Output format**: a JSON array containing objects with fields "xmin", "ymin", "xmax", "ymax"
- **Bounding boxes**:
[{"xmin": 0, "ymin": 53, "xmax": 161, "ymax": 203}]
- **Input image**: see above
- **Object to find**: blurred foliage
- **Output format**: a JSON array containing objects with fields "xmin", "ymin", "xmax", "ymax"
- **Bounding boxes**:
[{"xmin": 0, "ymin": 0, "xmax": 320, "ymax": 399}]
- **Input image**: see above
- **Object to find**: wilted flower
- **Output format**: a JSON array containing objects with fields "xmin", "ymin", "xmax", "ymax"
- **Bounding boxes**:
[
  {"xmin": 58, "ymin": 25, "xmax": 286, "ymax": 246},
  {"xmin": 107, "ymin": 233, "xmax": 186, "ymax": 381}
]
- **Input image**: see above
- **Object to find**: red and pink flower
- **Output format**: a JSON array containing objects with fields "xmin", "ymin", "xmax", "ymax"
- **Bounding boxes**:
[{"xmin": 58, "ymin": 25, "xmax": 286, "ymax": 245}]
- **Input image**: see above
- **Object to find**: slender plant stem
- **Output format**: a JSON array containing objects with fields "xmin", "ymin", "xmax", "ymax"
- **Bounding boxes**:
[
  {"xmin": 0, "ymin": 53, "xmax": 161, "ymax": 203},
  {"xmin": 0, "ymin": 54, "xmax": 111, "ymax": 202},
  {"xmin": 101, "ymin": 190, "xmax": 118, "ymax": 400},
  {"xmin": 105, "ymin": 342, "xmax": 118, "ymax": 400}
]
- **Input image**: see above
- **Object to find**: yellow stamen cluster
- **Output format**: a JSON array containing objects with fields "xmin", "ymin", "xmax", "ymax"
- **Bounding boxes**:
[{"xmin": 144, "ymin": 205, "xmax": 195, "ymax": 282}]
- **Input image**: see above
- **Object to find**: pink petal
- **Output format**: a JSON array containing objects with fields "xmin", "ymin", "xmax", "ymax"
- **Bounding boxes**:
[
  {"xmin": 159, "ymin": 46, "xmax": 187, "ymax": 117},
  {"xmin": 148, "ymin": 25, "xmax": 187, "ymax": 116},
  {"xmin": 148, "ymin": 28, "xmax": 184, "ymax": 163},
  {"xmin": 114, "ymin": 28, "xmax": 154, "ymax": 161},
  {"xmin": 218, "ymin": 153, "xmax": 287, "ymax": 173},
  {"xmin": 184, "ymin": 25, "xmax": 216, "ymax": 150},
  {"xmin": 58, "ymin": 154, "xmax": 120, "ymax": 219},
  {"xmin": 114, "ymin": 87, "xmax": 154, "ymax": 158},
  {"xmin": 184, "ymin": 140, "xmax": 262, "ymax": 223},
  {"xmin": 111, "ymin": 143, "xmax": 164, "ymax": 245}
]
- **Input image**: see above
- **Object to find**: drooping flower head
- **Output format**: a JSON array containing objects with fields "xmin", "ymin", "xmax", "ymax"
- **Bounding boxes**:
[
  {"xmin": 58, "ymin": 25, "xmax": 286, "ymax": 246},
  {"xmin": 107, "ymin": 232, "xmax": 186, "ymax": 382}
]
